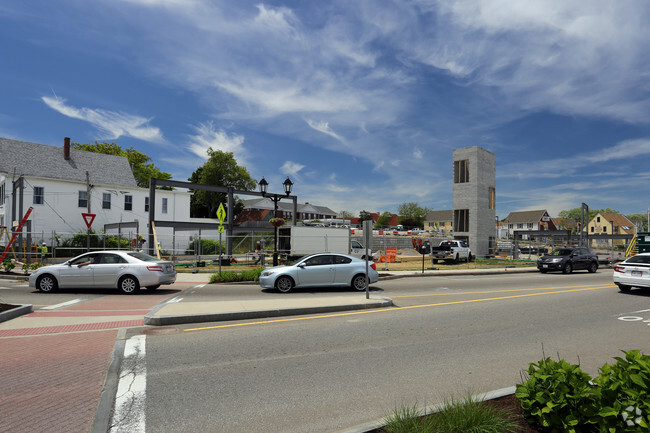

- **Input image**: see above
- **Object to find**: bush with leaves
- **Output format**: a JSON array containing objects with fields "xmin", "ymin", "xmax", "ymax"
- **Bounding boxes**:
[
  {"xmin": 209, "ymin": 267, "xmax": 263, "ymax": 283},
  {"xmin": 595, "ymin": 350, "xmax": 649, "ymax": 432},
  {"xmin": 2, "ymin": 260, "xmax": 16, "ymax": 273},
  {"xmin": 515, "ymin": 357, "xmax": 600, "ymax": 432},
  {"xmin": 185, "ymin": 238, "xmax": 226, "ymax": 255}
]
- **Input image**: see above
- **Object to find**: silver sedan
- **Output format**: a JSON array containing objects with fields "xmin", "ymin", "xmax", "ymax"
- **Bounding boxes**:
[
  {"xmin": 259, "ymin": 253, "xmax": 379, "ymax": 293},
  {"xmin": 29, "ymin": 250, "xmax": 176, "ymax": 294}
]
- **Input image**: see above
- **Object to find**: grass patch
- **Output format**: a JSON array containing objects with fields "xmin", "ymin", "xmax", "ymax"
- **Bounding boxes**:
[
  {"xmin": 382, "ymin": 394, "xmax": 518, "ymax": 433},
  {"xmin": 209, "ymin": 266, "xmax": 264, "ymax": 283}
]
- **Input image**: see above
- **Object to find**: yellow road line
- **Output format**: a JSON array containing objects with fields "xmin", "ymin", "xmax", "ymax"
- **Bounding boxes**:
[
  {"xmin": 183, "ymin": 285, "xmax": 613, "ymax": 332},
  {"xmin": 390, "ymin": 283, "xmax": 613, "ymax": 298}
]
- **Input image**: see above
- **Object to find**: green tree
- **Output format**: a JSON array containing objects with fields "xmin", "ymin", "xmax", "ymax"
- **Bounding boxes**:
[
  {"xmin": 376, "ymin": 211, "xmax": 394, "ymax": 228},
  {"xmin": 358, "ymin": 210, "xmax": 374, "ymax": 224},
  {"xmin": 626, "ymin": 213, "xmax": 648, "ymax": 232},
  {"xmin": 72, "ymin": 141, "xmax": 172, "ymax": 188},
  {"xmin": 397, "ymin": 202, "xmax": 430, "ymax": 228},
  {"xmin": 338, "ymin": 210, "xmax": 354, "ymax": 219},
  {"xmin": 189, "ymin": 148, "xmax": 257, "ymax": 218}
]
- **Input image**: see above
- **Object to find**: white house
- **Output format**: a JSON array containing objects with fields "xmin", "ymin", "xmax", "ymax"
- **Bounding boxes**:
[{"xmin": 0, "ymin": 137, "xmax": 192, "ymax": 255}]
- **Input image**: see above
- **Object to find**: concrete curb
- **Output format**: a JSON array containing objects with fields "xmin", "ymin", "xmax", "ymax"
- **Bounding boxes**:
[
  {"xmin": 144, "ymin": 296, "xmax": 394, "ymax": 326},
  {"xmin": 377, "ymin": 267, "xmax": 538, "ymax": 280},
  {"xmin": 332, "ymin": 386, "xmax": 518, "ymax": 433},
  {"xmin": 0, "ymin": 303, "xmax": 33, "ymax": 323}
]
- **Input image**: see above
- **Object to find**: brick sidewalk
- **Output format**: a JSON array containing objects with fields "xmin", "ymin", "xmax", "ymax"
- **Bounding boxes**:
[{"xmin": 0, "ymin": 330, "xmax": 117, "ymax": 433}]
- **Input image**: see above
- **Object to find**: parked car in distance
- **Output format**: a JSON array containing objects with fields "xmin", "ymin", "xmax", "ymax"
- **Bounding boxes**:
[
  {"xmin": 613, "ymin": 253, "xmax": 650, "ymax": 292},
  {"xmin": 537, "ymin": 247, "xmax": 598, "ymax": 274},
  {"xmin": 29, "ymin": 250, "xmax": 176, "ymax": 294},
  {"xmin": 259, "ymin": 253, "xmax": 379, "ymax": 293}
]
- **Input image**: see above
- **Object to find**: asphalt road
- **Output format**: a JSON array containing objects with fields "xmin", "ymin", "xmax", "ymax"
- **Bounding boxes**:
[{"xmin": 121, "ymin": 271, "xmax": 650, "ymax": 433}]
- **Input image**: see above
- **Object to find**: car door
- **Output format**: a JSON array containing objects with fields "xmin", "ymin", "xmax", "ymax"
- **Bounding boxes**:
[
  {"xmin": 93, "ymin": 253, "xmax": 129, "ymax": 288},
  {"xmin": 58, "ymin": 253, "xmax": 100, "ymax": 288},
  {"xmin": 332, "ymin": 254, "xmax": 355, "ymax": 285},
  {"xmin": 575, "ymin": 248, "xmax": 590, "ymax": 270},
  {"xmin": 296, "ymin": 255, "xmax": 336, "ymax": 287}
]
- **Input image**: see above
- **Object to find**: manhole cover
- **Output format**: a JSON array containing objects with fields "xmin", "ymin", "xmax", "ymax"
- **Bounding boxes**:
[{"xmin": 141, "ymin": 327, "xmax": 178, "ymax": 335}]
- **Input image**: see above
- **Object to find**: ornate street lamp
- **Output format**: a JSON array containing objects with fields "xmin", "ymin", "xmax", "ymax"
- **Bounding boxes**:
[{"xmin": 258, "ymin": 177, "xmax": 293, "ymax": 266}]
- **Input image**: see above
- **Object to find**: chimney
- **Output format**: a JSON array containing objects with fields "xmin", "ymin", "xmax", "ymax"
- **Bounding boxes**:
[{"xmin": 64, "ymin": 137, "xmax": 71, "ymax": 160}]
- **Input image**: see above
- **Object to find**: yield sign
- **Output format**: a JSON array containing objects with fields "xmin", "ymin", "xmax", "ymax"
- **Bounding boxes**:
[{"xmin": 82, "ymin": 213, "xmax": 96, "ymax": 228}]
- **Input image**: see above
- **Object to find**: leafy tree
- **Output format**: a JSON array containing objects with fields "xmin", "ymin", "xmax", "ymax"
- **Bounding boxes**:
[
  {"xmin": 189, "ymin": 149, "xmax": 257, "ymax": 218},
  {"xmin": 72, "ymin": 141, "xmax": 172, "ymax": 188},
  {"xmin": 397, "ymin": 202, "xmax": 430, "ymax": 228},
  {"xmin": 376, "ymin": 211, "xmax": 394, "ymax": 228},
  {"xmin": 358, "ymin": 210, "xmax": 374, "ymax": 224},
  {"xmin": 338, "ymin": 210, "xmax": 354, "ymax": 219},
  {"xmin": 626, "ymin": 213, "xmax": 648, "ymax": 232}
]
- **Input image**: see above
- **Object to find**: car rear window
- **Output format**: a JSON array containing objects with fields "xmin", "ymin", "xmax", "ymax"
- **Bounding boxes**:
[
  {"xmin": 126, "ymin": 252, "xmax": 159, "ymax": 262},
  {"xmin": 626, "ymin": 255, "xmax": 650, "ymax": 264},
  {"xmin": 334, "ymin": 255, "xmax": 352, "ymax": 264}
]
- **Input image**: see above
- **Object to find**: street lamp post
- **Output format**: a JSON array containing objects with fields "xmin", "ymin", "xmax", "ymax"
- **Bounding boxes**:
[{"xmin": 259, "ymin": 177, "xmax": 294, "ymax": 266}]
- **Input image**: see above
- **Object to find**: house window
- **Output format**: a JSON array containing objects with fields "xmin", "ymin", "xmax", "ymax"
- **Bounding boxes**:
[
  {"xmin": 124, "ymin": 195, "xmax": 133, "ymax": 211},
  {"xmin": 453, "ymin": 160, "xmax": 469, "ymax": 183},
  {"xmin": 489, "ymin": 187, "xmax": 495, "ymax": 210},
  {"xmin": 454, "ymin": 209, "xmax": 469, "ymax": 232},
  {"xmin": 517, "ymin": 223, "xmax": 523, "ymax": 229},
  {"xmin": 0, "ymin": 183, "xmax": 5, "ymax": 205},
  {"xmin": 603, "ymin": 226, "xmax": 607, "ymax": 233},
  {"xmin": 103, "ymin": 193, "xmax": 111, "ymax": 209},
  {"xmin": 597, "ymin": 216, "xmax": 600, "ymax": 222},
  {"xmin": 145, "ymin": 197, "xmax": 149, "ymax": 212},
  {"xmin": 591, "ymin": 226, "xmax": 594, "ymax": 232},
  {"xmin": 162, "ymin": 198, "xmax": 168, "ymax": 214},
  {"xmin": 33, "ymin": 186, "xmax": 44, "ymax": 204},
  {"xmin": 78, "ymin": 191, "xmax": 88, "ymax": 208},
  {"xmin": 508, "ymin": 224, "xmax": 513, "ymax": 229},
  {"xmin": 527, "ymin": 223, "xmax": 534, "ymax": 229}
]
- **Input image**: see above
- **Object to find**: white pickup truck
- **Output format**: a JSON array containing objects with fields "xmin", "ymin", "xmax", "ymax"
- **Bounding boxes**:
[{"xmin": 430, "ymin": 240, "xmax": 472, "ymax": 263}]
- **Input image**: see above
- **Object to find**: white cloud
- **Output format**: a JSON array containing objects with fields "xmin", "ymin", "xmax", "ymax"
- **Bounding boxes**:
[
  {"xmin": 586, "ymin": 138, "xmax": 650, "ymax": 163},
  {"xmin": 187, "ymin": 121, "xmax": 247, "ymax": 162},
  {"xmin": 42, "ymin": 96, "xmax": 164, "ymax": 143},
  {"xmin": 306, "ymin": 119, "xmax": 344, "ymax": 142},
  {"xmin": 281, "ymin": 161, "xmax": 305, "ymax": 178}
]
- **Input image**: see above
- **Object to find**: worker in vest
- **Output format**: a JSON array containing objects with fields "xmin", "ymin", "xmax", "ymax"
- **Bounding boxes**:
[{"xmin": 40, "ymin": 242, "xmax": 48, "ymax": 263}]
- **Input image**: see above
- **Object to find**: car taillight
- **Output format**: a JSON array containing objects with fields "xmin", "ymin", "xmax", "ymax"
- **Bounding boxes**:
[
  {"xmin": 147, "ymin": 265, "xmax": 163, "ymax": 272},
  {"xmin": 614, "ymin": 265, "xmax": 626, "ymax": 273},
  {"xmin": 370, "ymin": 263, "xmax": 376, "ymax": 270}
]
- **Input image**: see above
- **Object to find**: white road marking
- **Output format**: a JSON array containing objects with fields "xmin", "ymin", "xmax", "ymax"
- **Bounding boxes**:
[
  {"xmin": 110, "ymin": 334, "xmax": 147, "ymax": 433},
  {"xmin": 41, "ymin": 299, "xmax": 81, "ymax": 310},
  {"xmin": 166, "ymin": 297, "xmax": 183, "ymax": 303}
]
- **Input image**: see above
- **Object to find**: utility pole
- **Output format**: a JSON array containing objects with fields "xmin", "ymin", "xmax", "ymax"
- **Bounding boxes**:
[{"xmin": 86, "ymin": 171, "xmax": 92, "ymax": 251}]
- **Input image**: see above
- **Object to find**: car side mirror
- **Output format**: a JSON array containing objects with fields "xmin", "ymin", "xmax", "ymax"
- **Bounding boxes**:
[{"xmin": 297, "ymin": 263, "xmax": 306, "ymax": 268}]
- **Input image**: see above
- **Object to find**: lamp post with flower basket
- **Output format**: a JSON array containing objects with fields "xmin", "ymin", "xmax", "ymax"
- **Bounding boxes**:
[{"xmin": 259, "ymin": 177, "xmax": 294, "ymax": 266}]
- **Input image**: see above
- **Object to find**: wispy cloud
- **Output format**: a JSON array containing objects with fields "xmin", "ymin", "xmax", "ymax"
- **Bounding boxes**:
[
  {"xmin": 281, "ymin": 161, "xmax": 305, "ymax": 178},
  {"xmin": 42, "ymin": 96, "xmax": 164, "ymax": 143},
  {"xmin": 306, "ymin": 119, "xmax": 344, "ymax": 142},
  {"xmin": 187, "ymin": 121, "xmax": 247, "ymax": 162}
]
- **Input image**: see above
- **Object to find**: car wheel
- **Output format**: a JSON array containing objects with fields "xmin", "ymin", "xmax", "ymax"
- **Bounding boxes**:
[
  {"xmin": 275, "ymin": 276, "xmax": 294, "ymax": 293},
  {"xmin": 562, "ymin": 262, "xmax": 573, "ymax": 274},
  {"xmin": 617, "ymin": 284, "xmax": 631, "ymax": 293},
  {"xmin": 118, "ymin": 275, "xmax": 140, "ymax": 295},
  {"xmin": 37, "ymin": 274, "xmax": 57, "ymax": 293},
  {"xmin": 468, "ymin": 253, "xmax": 473, "ymax": 262},
  {"xmin": 455, "ymin": 254, "xmax": 460, "ymax": 264},
  {"xmin": 588, "ymin": 262, "xmax": 598, "ymax": 273},
  {"xmin": 146, "ymin": 285, "xmax": 160, "ymax": 291},
  {"xmin": 351, "ymin": 274, "xmax": 367, "ymax": 291}
]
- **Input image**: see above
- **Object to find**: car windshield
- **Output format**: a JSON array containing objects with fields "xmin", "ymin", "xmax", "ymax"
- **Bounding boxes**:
[
  {"xmin": 127, "ymin": 251, "xmax": 159, "ymax": 262},
  {"xmin": 549, "ymin": 248, "xmax": 573, "ymax": 256}
]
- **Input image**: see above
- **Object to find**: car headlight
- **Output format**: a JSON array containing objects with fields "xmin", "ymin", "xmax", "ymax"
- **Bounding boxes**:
[
  {"xmin": 550, "ymin": 258, "xmax": 562, "ymax": 263},
  {"xmin": 261, "ymin": 271, "xmax": 274, "ymax": 277}
]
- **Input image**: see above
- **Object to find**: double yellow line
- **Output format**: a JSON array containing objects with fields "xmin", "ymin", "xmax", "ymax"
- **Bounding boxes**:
[{"xmin": 184, "ymin": 284, "xmax": 614, "ymax": 332}]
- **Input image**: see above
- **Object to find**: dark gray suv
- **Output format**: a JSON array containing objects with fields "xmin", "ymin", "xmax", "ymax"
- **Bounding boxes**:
[{"xmin": 537, "ymin": 247, "xmax": 599, "ymax": 274}]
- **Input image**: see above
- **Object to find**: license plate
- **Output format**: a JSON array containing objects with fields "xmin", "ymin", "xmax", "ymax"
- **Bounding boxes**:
[
  {"xmin": 632, "ymin": 270, "xmax": 642, "ymax": 277},
  {"xmin": 543, "ymin": 264, "xmax": 548, "ymax": 268}
]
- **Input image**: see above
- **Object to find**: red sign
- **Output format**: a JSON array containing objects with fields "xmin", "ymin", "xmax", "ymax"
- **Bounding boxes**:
[{"xmin": 82, "ymin": 213, "xmax": 96, "ymax": 228}]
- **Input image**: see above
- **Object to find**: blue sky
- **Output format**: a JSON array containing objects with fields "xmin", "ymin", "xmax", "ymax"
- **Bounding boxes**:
[{"xmin": 2, "ymin": 1, "xmax": 650, "ymax": 219}]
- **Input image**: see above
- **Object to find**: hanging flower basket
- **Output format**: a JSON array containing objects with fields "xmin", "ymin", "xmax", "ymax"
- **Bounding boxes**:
[{"xmin": 269, "ymin": 218, "xmax": 286, "ymax": 227}]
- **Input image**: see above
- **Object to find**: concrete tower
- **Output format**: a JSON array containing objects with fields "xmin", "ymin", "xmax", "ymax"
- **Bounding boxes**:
[{"xmin": 452, "ymin": 146, "xmax": 496, "ymax": 258}]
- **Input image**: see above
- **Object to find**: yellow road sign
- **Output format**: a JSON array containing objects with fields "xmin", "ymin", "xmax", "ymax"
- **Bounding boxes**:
[
  {"xmin": 217, "ymin": 203, "xmax": 226, "ymax": 224},
  {"xmin": 218, "ymin": 225, "xmax": 225, "ymax": 233}
]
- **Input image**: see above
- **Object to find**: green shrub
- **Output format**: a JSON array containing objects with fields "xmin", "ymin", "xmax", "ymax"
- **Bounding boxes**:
[
  {"xmin": 515, "ymin": 357, "xmax": 600, "ymax": 432},
  {"xmin": 595, "ymin": 350, "xmax": 650, "ymax": 432},
  {"xmin": 209, "ymin": 267, "xmax": 263, "ymax": 283},
  {"xmin": 383, "ymin": 404, "xmax": 431, "ymax": 433},
  {"xmin": 2, "ymin": 260, "xmax": 16, "ymax": 273},
  {"xmin": 186, "ymin": 238, "xmax": 226, "ymax": 255},
  {"xmin": 428, "ymin": 394, "xmax": 518, "ymax": 433}
]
